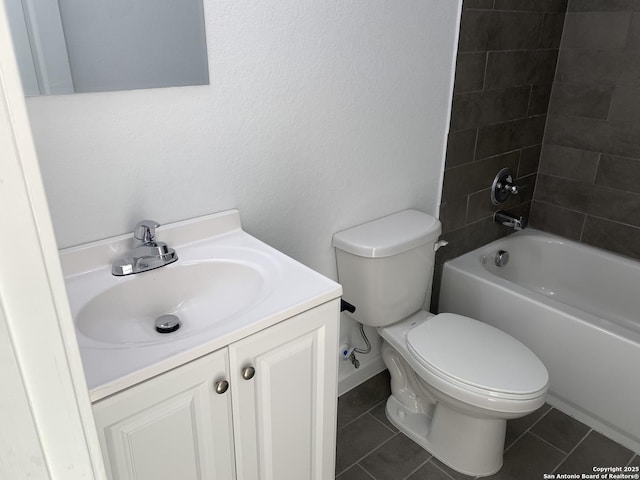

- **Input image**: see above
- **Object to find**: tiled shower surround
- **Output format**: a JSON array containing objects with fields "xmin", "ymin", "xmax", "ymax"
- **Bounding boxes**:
[
  {"xmin": 531, "ymin": 1, "xmax": 640, "ymax": 259},
  {"xmin": 433, "ymin": 0, "xmax": 567, "ymax": 309},
  {"xmin": 434, "ymin": 0, "xmax": 640, "ymax": 310}
]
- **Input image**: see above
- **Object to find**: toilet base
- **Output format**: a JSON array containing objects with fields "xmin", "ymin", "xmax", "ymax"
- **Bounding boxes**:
[{"xmin": 385, "ymin": 394, "xmax": 505, "ymax": 477}]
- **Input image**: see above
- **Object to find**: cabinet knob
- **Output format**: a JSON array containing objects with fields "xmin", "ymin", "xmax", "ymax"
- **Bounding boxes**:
[
  {"xmin": 215, "ymin": 380, "xmax": 229, "ymax": 394},
  {"xmin": 242, "ymin": 366, "xmax": 255, "ymax": 380}
]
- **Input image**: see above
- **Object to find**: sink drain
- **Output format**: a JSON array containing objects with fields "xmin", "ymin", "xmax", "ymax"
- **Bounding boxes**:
[{"xmin": 155, "ymin": 314, "xmax": 181, "ymax": 334}]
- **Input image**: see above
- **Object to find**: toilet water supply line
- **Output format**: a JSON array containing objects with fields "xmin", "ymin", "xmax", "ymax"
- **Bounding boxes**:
[
  {"xmin": 341, "ymin": 323, "xmax": 372, "ymax": 369},
  {"xmin": 339, "ymin": 299, "xmax": 369, "ymax": 368},
  {"xmin": 339, "ymin": 239, "xmax": 449, "ymax": 369}
]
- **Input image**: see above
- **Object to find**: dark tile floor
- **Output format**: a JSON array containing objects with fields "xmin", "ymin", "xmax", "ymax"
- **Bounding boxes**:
[{"xmin": 336, "ymin": 371, "xmax": 639, "ymax": 480}]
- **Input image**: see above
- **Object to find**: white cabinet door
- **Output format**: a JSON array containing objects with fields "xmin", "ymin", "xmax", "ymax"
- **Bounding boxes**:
[
  {"xmin": 93, "ymin": 348, "xmax": 235, "ymax": 480},
  {"xmin": 229, "ymin": 300, "xmax": 339, "ymax": 480}
]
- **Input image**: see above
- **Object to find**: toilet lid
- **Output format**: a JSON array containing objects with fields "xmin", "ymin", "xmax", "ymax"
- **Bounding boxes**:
[{"xmin": 407, "ymin": 313, "xmax": 548, "ymax": 395}]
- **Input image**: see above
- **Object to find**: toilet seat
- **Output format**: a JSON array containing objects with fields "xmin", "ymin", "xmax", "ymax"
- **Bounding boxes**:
[
  {"xmin": 379, "ymin": 311, "xmax": 549, "ymax": 413},
  {"xmin": 407, "ymin": 313, "xmax": 548, "ymax": 400}
]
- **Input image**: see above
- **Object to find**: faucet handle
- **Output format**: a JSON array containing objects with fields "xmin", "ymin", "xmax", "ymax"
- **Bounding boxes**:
[
  {"xmin": 134, "ymin": 220, "xmax": 160, "ymax": 244},
  {"xmin": 491, "ymin": 168, "xmax": 520, "ymax": 204},
  {"xmin": 501, "ymin": 181, "xmax": 519, "ymax": 195}
]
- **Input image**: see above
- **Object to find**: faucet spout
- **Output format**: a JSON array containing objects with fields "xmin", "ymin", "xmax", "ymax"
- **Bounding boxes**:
[
  {"xmin": 112, "ymin": 220, "xmax": 178, "ymax": 276},
  {"xmin": 494, "ymin": 210, "xmax": 526, "ymax": 231}
]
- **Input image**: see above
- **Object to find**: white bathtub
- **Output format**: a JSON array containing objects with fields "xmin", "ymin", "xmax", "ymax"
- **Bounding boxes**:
[{"xmin": 439, "ymin": 229, "xmax": 640, "ymax": 454}]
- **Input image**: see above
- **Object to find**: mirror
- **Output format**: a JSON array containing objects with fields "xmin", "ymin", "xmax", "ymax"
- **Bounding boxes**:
[{"xmin": 5, "ymin": 0, "xmax": 209, "ymax": 96}]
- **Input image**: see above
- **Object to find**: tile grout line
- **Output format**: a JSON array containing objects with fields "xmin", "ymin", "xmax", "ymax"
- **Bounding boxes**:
[
  {"xmin": 335, "ymin": 432, "xmax": 400, "ymax": 478},
  {"xmin": 529, "ymin": 430, "xmax": 575, "ymax": 456},
  {"xmin": 362, "ymin": 469, "xmax": 376, "ymax": 480},
  {"xmin": 357, "ymin": 463, "xmax": 379, "ymax": 480},
  {"xmin": 503, "ymin": 405, "xmax": 553, "ymax": 454},
  {"xmin": 348, "ymin": 464, "xmax": 377, "ymax": 480},
  {"xmin": 337, "ymin": 463, "xmax": 376, "ymax": 480},
  {"xmin": 550, "ymin": 428, "xmax": 593, "ymax": 474},
  {"xmin": 429, "ymin": 459, "xmax": 466, "ymax": 480},
  {"xmin": 399, "ymin": 457, "xmax": 433, "ymax": 480},
  {"xmin": 365, "ymin": 401, "xmax": 398, "ymax": 435},
  {"xmin": 337, "ymin": 398, "xmax": 389, "ymax": 433}
]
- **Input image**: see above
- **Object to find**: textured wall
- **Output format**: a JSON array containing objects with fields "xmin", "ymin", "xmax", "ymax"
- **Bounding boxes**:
[
  {"xmin": 433, "ymin": 0, "xmax": 567, "ymax": 310},
  {"xmin": 24, "ymin": 1, "xmax": 462, "ymax": 391},
  {"xmin": 531, "ymin": 0, "xmax": 640, "ymax": 260},
  {"xmin": 27, "ymin": 1, "xmax": 461, "ymax": 279}
]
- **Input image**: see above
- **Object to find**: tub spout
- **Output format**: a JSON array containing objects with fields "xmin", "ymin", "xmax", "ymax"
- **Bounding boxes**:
[{"xmin": 494, "ymin": 211, "xmax": 526, "ymax": 231}]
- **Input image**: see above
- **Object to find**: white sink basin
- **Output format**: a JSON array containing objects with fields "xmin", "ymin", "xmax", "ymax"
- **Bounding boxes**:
[
  {"xmin": 60, "ymin": 209, "xmax": 341, "ymax": 401},
  {"xmin": 65, "ymin": 234, "xmax": 283, "ymax": 350},
  {"xmin": 75, "ymin": 260, "xmax": 268, "ymax": 346}
]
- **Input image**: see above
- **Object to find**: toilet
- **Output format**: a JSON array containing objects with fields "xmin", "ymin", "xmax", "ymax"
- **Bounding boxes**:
[{"xmin": 333, "ymin": 210, "xmax": 549, "ymax": 477}]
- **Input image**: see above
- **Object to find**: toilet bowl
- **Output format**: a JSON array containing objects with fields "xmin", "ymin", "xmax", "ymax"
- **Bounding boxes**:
[
  {"xmin": 333, "ymin": 210, "xmax": 549, "ymax": 476},
  {"xmin": 380, "ymin": 310, "xmax": 548, "ymax": 476}
]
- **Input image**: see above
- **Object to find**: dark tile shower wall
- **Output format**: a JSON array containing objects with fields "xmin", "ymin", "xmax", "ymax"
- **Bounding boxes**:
[
  {"xmin": 531, "ymin": 0, "xmax": 640, "ymax": 260},
  {"xmin": 432, "ymin": 0, "xmax": 567, "ymax": 310}
]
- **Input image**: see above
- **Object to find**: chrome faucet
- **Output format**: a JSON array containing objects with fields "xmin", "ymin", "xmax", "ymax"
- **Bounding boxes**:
[
  {"xmin": 112, "ymin": 220, "xmax": 178, "ymax": 276},
  {"xmin": 494, "ymin": 210, "xmax": 526, "ymax": 231}
]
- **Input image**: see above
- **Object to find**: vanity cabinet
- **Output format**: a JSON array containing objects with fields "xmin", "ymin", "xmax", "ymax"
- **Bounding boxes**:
[
  {"xmin": 92, "ymin": 348, "xmax": 234, "ymax": 480},
  {"xmin": 92, "ymin": 300, "xmax": 339, "ymax": 480}
]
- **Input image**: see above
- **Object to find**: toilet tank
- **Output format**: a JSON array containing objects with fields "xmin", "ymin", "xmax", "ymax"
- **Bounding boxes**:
[{"xmin": 332, "ymin": 210, "xmax": 442, "ymax": 327}]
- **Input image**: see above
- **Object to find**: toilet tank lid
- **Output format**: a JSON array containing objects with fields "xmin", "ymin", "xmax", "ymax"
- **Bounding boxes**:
[{"xmin": 332, "ymin": 210, "xmax": 441, "ymax": 258}]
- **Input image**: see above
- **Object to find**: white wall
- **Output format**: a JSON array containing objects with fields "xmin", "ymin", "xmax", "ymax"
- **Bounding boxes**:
[{"xmin": 25, "ymin": 1, "xmax": 461, "ymax": 389}]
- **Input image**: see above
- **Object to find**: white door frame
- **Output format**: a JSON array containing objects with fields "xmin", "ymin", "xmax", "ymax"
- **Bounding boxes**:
[{"xmin": 0, "ymin": 2, "xmax": 105, "ymax": 478}]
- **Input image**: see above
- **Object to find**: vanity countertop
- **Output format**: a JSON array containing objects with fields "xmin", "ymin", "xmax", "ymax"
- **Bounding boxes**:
[{"xmin": 60, "ymin": 209, "xmax": 342, "ymax": 402}]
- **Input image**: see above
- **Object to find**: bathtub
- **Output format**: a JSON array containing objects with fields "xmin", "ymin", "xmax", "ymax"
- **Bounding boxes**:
[{"xmin": 439, "ymin": 229, "xmax": 640, "ymax": 454}]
